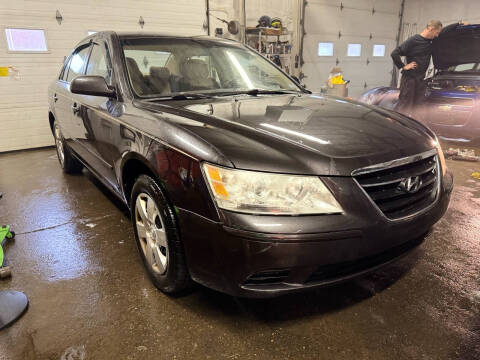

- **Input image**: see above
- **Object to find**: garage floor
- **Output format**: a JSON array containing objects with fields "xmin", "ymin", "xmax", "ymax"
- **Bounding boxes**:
[{"xmin": 0, "ymin": 148, "xmax": 479, "ymax": 360}]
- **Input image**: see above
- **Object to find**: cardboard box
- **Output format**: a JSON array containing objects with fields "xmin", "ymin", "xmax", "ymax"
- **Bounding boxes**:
[{"xmin": 326, "ymin": 84, "xmax": 348, "ymax": 97}]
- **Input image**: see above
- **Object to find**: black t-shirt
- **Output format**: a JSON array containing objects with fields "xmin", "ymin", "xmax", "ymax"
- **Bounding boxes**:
[{"xmin": 391, "ymin": 23, "xmax": 459, "ymax": 79}]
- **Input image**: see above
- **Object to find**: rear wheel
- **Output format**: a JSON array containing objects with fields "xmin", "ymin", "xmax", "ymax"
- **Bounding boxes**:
[
  {"xmin": 131, "ymin": 175, "xmax": 191, "ymax": 294},
  {"xmin": 53, "ymin": 121, "xmax": 83, "ymax": 174}
]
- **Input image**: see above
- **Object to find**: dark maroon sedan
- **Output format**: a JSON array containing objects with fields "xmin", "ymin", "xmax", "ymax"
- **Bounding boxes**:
[{"xmin": 48, "ymin": 32, "xmax": 453, "ymax": 297}]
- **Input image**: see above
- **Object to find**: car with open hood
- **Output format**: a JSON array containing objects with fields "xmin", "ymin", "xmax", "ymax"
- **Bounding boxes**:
[
  {"xmin": 360, "ymin": 24, "xmax": 480, "ymax": 144},
  {"xmin": 48, "ymin": 32, "xmax": 453, "ymax": 298}
]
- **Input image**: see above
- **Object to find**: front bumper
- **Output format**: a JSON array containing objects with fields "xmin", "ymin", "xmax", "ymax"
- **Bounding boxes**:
[{"xmin": 178, "ymin": 170, "xmax": 453, "ymax": 298}]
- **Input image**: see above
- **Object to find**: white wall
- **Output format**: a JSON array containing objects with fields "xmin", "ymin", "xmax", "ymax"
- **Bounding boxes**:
[
  {"xmin": 0, "ymin": 0, "xmax": 207, "ymax": 152},
  {"xmin": 403, "ymin": 0, "xmax": 480, "ymax": 31}
]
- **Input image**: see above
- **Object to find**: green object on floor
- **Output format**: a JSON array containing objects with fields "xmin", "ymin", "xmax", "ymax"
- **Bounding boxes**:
[{"xmin": 0, "ymin": 225, "xmax": 15, "ymax": 268}]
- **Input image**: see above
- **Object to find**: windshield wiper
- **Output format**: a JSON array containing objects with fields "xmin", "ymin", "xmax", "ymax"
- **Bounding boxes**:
[
  {"xmin": 216, "ymin": 89, "xmax": 302, "ymax": 97},
  {"xmin": 247, "ymin": 89, "xmax": 301, "ymax": 95},
  {"xmin": 145, "ymin": 93, "xmax": 213, "ymax": 101}
]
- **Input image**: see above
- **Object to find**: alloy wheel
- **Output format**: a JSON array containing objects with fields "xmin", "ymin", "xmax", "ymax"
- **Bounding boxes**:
[
  {"xmin": 54, "ymin": 125, "xmax": 65, "ymax": 166},
  {"xmin": 135, "ymin": 193, "xmax": 168, "ymax": 275}
]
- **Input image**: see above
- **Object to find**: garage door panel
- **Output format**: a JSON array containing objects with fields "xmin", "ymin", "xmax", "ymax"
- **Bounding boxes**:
[
  {"xmin": 0, "ymin": 0, "xmax": 206, "ymax": 152},
  {"xmin": 372, "ymin": 0, "xmax": 403, "ymax": 13},
  {"xmin": 302, "ymin": 63, "xmax": 332, "ymax": 90},
  {"xmin": 302, "ymin": 36, "xmax": 336, "ymax": 63},
  {"xmin": 2, "ymin": 0, "xmax": 202, "ymax": 13},
  {"xmin": 304, "ymin": 5, "xmax": 342, "ymax": 33},
  {"xmin": 303, "ymin": 0, "xmax": 400, "ymax": 99},
  {"xmin": 308, "ymin": 0, "xmax": 401, "ymax": 14},
  {"xmin": 362, "ymin": 15, "xmax": 401, "ymax": 37},
  {"xmin": 303, "ymin": 36, "xmax": 395, "ymax": 62},
  {"xmin": 306, "ymin": 9, "xmax": 398, "ymax": 39},
  {"xmin": 308, "ymin": 0, "xmax": 375, "ymax": 10}
]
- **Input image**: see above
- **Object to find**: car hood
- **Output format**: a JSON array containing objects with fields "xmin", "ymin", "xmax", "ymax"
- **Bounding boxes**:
[
  {"xmin": 138, "ymin": 94, "xmax": 436, "ymax": 176},
  {"xmin": 433, "ymin": 24, "xmax": 480, "ymax": 69}
]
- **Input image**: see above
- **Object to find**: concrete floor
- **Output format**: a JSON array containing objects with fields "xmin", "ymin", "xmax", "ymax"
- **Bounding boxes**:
[{"xmin": 0, "ymin": 147, "xmax": 479, "ymax": 360}]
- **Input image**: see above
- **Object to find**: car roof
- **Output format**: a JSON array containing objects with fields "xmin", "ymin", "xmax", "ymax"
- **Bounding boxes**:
[
  {"xmin": 72, "ymin": 31, "xmax": 237, "ymax": 51},
  {"xmin": 94, "ymin": 31, "xmax": 234, "ymax": 43}
]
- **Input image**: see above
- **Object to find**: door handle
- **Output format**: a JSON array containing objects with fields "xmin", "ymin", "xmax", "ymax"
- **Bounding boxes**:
[
  {"xmin": 53, "ymin": 94, "xmax": 58, "ymax": 102},
  {"xmin": 72, "ymin": 103, "xmax": 80, "ymax": 114}
]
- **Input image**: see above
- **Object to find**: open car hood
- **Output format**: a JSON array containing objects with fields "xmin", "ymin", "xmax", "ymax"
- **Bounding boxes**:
[{"xmin": 433, "ymin": 24, "xmax": 480, "ymax": 69}]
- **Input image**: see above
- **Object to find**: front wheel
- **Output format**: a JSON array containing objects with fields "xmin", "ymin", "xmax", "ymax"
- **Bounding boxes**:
[{"xmin": 130, "ymin": 175, "xmax": 191, "ymax": 294}]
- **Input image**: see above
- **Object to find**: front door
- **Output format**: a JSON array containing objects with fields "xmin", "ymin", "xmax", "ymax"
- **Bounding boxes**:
[{"xmin": 73, "ymin": 40, "xmax": 120, "ymax": 193}]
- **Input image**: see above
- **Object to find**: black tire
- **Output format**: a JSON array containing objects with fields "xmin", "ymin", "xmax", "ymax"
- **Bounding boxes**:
[
  {"xmin": 53, "ymin": 121, "xmax": 83, "ymax": 174},
  {"xmin": 130, "ymin": 174, "xmax": 191, "ymax": 294}
]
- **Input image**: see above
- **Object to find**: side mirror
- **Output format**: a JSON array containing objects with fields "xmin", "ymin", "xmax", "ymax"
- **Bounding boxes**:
[{"xmin": 70, "ymin": 76, "xmax": 116, "ymax": 98}]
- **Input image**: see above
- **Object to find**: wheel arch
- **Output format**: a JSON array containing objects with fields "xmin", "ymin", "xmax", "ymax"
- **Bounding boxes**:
[{"xmin": 120, "ymin": 152, "xmax": 165, "ymax": 208}]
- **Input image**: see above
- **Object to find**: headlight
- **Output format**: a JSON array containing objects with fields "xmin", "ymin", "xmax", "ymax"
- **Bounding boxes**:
[
  {"xmin": 433, "ymin": 139, "xmax": 447, "ymax": 176},
  {"xmin": 202, "ymin": 163, "xmax": 343, "ymax": 215}
]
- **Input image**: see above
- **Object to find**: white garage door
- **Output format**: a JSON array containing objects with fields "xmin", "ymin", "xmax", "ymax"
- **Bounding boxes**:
[
  {"xmin": 0, "ymin": 0, "xmax": 206, "ymax": 152},
  {"xmin": 302, "ymin": 0, "xmax": 402, "ymax": 97}
]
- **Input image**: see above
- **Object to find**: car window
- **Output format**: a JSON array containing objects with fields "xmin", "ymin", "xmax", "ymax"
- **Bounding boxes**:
[
  {"xmin": 447, "ymin": 63, "xmax": 479, "ymax": 72},
  {"xmin": 222, "ymin": 49, "xmax": 286, "ymax": 90},
  {"xmin": 124, "ymin": 49, "xmax": 172, "ymax": 76},
  {"xmin": 59, "ymin": 56, "xmax": 71, "ymax": 81},
  {"xmin": 65, "ymin": 45, "xmax": 91, "ymax": 83},
  {"xmin": 86, "ymin": 42, "xmax": 113, "ymax": 85},
  {"xmin": 121, "ymin": 38, "xmax": 300, "ymax": 97},
  {"xmin": 189, "ymin": 55, "xmax": 221, "ymax": 83}
]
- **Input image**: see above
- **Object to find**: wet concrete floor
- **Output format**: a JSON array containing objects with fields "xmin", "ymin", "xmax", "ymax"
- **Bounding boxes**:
[{"xmin": 0, "ymin": 147, "xmax": 479, "ymax": 360}]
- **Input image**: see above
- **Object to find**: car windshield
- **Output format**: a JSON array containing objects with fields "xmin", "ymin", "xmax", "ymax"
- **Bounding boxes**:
[
  {"xmin": 120, "ymin": 37, "xmax": 301, "ymax": 98},
  {"xmin": 446, "ymin": 63, "xmax": 479, "ymax": 73}
]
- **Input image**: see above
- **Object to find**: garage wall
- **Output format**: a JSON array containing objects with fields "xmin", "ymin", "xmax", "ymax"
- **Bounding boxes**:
[
  {"xmin": 0, "ymin": 0, "xmax": 207, "ymax": 152},
  {"xmin": 396, "ymin": 0, "xmax": 480, "ymax": 86},
  {"xmin": 245, "ymin": 0, "xmax": 297, "ymax": 30},
  {"xmin": 403, "ymin": 0, "xmax": 480, "ymax": 31},
  {"xmin": 208, "ymin": 0, "xmax": 302, "ymax": 76},
  {"xmin": 302, "ymin": 0, "xmax": 402, "ymax": 97},
  {"xmin": 209, "ymin": 0, "xmax": 297, "ymax": 39}
]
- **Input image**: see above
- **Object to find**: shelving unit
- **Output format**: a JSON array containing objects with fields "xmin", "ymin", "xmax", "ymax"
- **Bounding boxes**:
[{"xmin": 246, "ymin": 27, "xmax": 293, "ymax": 74}]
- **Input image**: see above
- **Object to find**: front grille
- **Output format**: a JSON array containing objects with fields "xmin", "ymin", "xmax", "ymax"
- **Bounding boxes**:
[
  {"xmin": 244, "ymin": 269, "xmax": 290, "ymax": 286},
  {"xmin": 355, "ymin": 153, "xmax": 439, "ymax": 219}
]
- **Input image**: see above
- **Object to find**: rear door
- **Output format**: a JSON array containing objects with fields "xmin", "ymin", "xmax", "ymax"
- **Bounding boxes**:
[
  {"xmin": 61, "ymin": 43, "xmax": 93, "ymax": 153},
  {"xmin": 53, "ymin": 43, "xmax": 91, "ymax": 147},
  {"xmin": 52, "ymin": 55, "xmax": 74, "ymax": 146}
]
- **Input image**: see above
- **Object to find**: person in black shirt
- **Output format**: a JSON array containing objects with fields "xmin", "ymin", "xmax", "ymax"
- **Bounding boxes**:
[{"xmin": 391, "ymin": 20, "xmax": 461, "ymax": 117}]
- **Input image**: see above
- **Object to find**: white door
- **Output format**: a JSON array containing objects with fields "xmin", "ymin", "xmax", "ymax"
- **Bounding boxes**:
[
  {"xmin": 0, "ymin": 0, "xmax": 207, "ymax": 152},
  {"xmin": 302, "ymin": 0, "xmax": 402, "ymax": 97}
]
